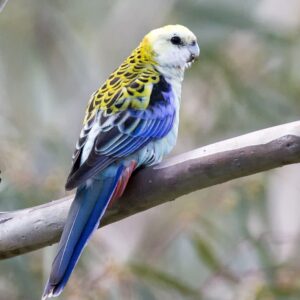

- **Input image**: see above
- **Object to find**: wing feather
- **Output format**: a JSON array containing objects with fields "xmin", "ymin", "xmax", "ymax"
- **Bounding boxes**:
[{"xmin": 65, "ymin": 72, "xmax": 174, "ymax": 190}]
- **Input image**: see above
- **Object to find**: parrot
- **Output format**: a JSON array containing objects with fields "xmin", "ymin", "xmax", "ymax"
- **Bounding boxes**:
[{"xmin": 42, "ymin": 24, "xmax": 200, "ymax": 299}]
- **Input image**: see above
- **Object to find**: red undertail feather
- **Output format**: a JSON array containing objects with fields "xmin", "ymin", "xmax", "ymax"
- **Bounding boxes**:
[{"xmin": 109, "ymin": 161, "xmax": 137, "ymax": 208}]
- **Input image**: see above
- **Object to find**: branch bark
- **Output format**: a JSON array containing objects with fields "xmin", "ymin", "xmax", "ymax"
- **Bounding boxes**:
[
  {"xmin": 1, "ymin": 121, "xmax": 300, "ymax": 259},
  {"xmin": 0, "ymin": 0, "xmax": 9, "ymax": 13}
]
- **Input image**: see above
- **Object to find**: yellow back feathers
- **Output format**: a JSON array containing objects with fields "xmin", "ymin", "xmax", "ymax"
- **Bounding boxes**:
[{"xmin": 84, "ymin": 41, "xmax": 159, "ymax": 124}]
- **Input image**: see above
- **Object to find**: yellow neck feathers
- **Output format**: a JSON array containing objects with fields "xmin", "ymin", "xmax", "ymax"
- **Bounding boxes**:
[{"xmin": 136, "ymin": 37, "xmax": 157, "ymax": 64}]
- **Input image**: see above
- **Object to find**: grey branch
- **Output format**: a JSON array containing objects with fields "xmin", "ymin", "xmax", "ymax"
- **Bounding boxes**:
[
  {"xmin": 0, "ymin": 0, "xmax": 9, "ymax": 13},
  {"xmin": 1, "ymin": 121, "xmax": 300, "ymax": 259}
]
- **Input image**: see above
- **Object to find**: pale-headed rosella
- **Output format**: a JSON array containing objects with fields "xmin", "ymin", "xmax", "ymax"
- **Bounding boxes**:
[{"xmin": 42, "ymin": 24, "xmax": 200, "ymax": 299}]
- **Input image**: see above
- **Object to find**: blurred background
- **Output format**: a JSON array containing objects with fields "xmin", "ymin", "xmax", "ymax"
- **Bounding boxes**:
[{"xmin": 1, "ymin": 0, "xmax": 300, "ymax": 299}]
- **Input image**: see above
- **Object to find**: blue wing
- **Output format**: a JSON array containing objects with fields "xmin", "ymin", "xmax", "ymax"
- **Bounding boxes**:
[{"xmin": 65, "ymin": 75, "xmax": 175, "ymax": 190}]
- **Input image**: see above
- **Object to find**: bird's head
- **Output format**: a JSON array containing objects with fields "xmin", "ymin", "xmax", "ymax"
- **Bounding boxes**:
[{"xmin": 141, "ymin": 25, "xmax": 200, "ymax": 70}]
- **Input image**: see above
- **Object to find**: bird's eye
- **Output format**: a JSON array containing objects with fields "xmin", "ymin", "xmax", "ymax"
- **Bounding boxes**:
[
  {"xmin": 170, "ymin": 36, "xmax": 182, "ymax": 45},
  {"xmin": 191, "ymin": 40, "xmax": 196, "ymax": 46}
]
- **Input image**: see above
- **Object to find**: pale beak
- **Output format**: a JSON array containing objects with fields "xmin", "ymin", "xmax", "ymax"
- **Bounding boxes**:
[{"xmin": 187, "ymin": 42, "xmax": 200, "ymax": 63}]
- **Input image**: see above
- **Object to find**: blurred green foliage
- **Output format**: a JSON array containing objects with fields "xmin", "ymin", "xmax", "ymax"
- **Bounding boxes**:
[{"xmin": 1, "ymin": 0, "xmax": 300, "ymax": 299}]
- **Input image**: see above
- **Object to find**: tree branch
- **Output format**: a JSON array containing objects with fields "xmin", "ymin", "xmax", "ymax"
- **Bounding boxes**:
[
  {"xmin": 1, "ymin": 121, "xmax": 300, "ymax": 259},
  {"xmin": 0, "ymin": 0, "xmax": 9, "ymax": 13}
]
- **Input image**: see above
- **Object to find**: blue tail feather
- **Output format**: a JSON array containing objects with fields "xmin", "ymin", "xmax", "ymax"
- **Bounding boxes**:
[{"xmin": 42, "ymin": 165, "xmax": 124, "ymax": 299}]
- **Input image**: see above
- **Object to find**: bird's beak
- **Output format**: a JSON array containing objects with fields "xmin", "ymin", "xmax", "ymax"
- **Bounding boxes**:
[{"xmin": 187, "ymin": 43, "xmax": 200, "ymax": 63}]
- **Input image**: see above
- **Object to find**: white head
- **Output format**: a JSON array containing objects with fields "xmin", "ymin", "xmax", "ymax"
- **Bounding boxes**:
[{"xmin": 142, "ymin": 24, "xmax": 200, "ymax": 70}]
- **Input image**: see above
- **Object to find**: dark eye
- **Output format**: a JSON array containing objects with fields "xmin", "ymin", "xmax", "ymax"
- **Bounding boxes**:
[{"xmin": 170, "ymin": 36, "xmax": 182, "ymax": 45}]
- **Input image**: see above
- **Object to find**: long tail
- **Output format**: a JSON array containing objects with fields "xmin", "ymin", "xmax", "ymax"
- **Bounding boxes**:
[{"xmin": 42, "ymin": 161, "xmax": 136, "ymax": 299}]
